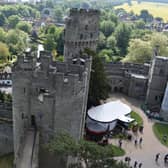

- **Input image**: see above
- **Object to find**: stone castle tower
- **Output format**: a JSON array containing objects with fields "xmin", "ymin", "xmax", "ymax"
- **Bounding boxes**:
[
  {"xmin": 64, "ymin": 8, "xmax": 99, "ymax": 60},
  {"xmin": 12, "ymin": 8, "xmax": 100, "ymax": 168},
  {"xmin": 146, "ymin": 56, "xmax": 168, "ymax": 111}
]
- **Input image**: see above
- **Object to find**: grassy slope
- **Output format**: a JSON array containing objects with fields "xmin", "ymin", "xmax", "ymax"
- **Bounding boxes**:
[
  {"xmin": 115, "ymin": 1, "xmax": 168, "ymax": 21},
  {"xmin": 131, "ymin": 111, "xmax": 143, "ymax": 126},
  {"xmin": 110, "ymin": 144, "xmax": 125, "ymax": 157},
  {"xmin": 153, "ymin": 123, "xmax": 168, "ymax": 147}
]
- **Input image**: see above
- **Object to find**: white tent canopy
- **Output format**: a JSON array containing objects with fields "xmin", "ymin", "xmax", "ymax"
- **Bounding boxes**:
[{"xmin": 88, "ymin": 100, "xmax": 133, "ymax": 123}]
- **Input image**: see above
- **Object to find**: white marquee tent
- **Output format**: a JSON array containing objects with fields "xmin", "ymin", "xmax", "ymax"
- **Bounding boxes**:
[{"xmin": 86, "ymin": 100, "xmax": 134, "ymax": 134}]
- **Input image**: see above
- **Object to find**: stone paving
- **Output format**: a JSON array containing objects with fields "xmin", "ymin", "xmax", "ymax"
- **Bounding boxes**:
[
  {"xmin": 107, "ymin": 94, "xmax": 168, "ymax": 168},
  {"xmin": 17, "ymin": 130, "xmax": 35, "ymax": 168}
]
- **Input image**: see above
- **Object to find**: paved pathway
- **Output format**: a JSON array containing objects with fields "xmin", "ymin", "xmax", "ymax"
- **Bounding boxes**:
[
  {"xmin": 107, "ymin": 94, "xmax": 168, "ymax": 168},
  {"xmin": 18, "ymin": 130, "xmax": 35, "ymax": 168}
]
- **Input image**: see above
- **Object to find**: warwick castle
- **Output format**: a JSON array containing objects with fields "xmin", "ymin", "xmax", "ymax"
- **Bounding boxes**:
[{"xmin": 0, "ymin": 8, "xmax": 167, "ymax": 168}]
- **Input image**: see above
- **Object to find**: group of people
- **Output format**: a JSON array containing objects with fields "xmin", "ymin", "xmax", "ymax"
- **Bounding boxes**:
[
  {"xmin": 125, "ymin": 157, "xmax": 142, "ymax": 168},
  {"xmin": 155, "ymin": 153, "xmax": 168, "ymax": 164},
  {"xmin": 118, "ymin": 137, "xmax": 143, "ymax": 148}
]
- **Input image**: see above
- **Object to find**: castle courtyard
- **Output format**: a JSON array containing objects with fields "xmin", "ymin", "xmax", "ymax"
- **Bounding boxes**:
[{"xmin": 107, "ymin": 93, "xmax": 168, "ymax": 168}]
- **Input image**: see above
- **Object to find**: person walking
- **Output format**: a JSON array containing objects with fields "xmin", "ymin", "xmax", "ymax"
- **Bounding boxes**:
[
  {"xmin": 139, "ymin": 137, "xmax": 143, "ymax": 145},
  {"xmin": 128, "ymin": 157, "xmax": 131, "ymax": 165},
  {"xmin": 119, "ymin": 139, "xmax": 122, "ymax": 148},
  {"xmin": 138, "ymin": 163, "xmax": 142, "ymax": 168},
  {"xmin": 134, "ymin": 139, "xmax": 138, "ymax": 146},
  {"xmin": 155, "ymin": 153, "xmax": 160, "ymax": 162},
  {"xmin": 134, "ymin": 161, "xmax": 138, "ymax": 168}
]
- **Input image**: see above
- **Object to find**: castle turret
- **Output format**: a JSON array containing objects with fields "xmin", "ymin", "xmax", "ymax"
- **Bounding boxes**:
[
  {"xmin": 146, "ymin": 56, "xmax": 168, "ymax": 111},
  {"xmin": 160, "ymin": 82, "xmax": 168, "ymax": 121},
  {"xmin": 64, "ymin": 8, "xmax": 100, "ymax": 60}
]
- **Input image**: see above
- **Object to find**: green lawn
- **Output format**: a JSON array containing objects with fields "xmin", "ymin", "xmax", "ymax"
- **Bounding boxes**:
[
  {"xmin": 153, "ymin": 123, "xmax": 168, "ymax": 147},
  {"xmin": 130, "ymin": 111, "xmax": 143, "ymax": 126},
  {"xmin": 115, "ymin": 1, "xmax": 168, "ymax": 21},
  {"xmin": 109, "ymin": 144, "xmax": 125, "ymax": 157},
  {"xmin": 0, "ymin": 154, "xmax": 13, "ymax": 168}
]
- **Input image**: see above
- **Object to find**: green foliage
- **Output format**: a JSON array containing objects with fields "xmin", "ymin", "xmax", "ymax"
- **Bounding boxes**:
[
  {"xmin": 130, "ymin": 111, "xmax": 143, "ymax": 126},
  {"xmin": 134, "ymin": 19, "xmax": 145, "ymax": 29},
  {"xmin": 8, "ymin": 15, "xmax": 20, "ymax": 28},
  {"xmin": 150, "ymin": 32, "xmax": 168, "ymax": 56},
  {"xmin": 107, "ymin": 35, "xmax": 117, "ymax": 50},
  {"xmin": 0, "ymin": 28, "xmax": 6, "ymax": 42},
  {"xmin": 0, "ymin": 42, "xmax": 10, "ymax": 63},
  {"xmin": 47, "ymin": 132, "xmax": 127, "ymax": 168},
  {"xmin": 123, "ymin": 39, "xmax": 152, "ymax": 63},
  {"xmin": 114, "ymin": 23, "xmax": 132, "ymax": 56},
  {"xmin": 42, "ymin": 25, "xmax": 64, "ymax": 55},
  {"xmin": 6, "ymin": 29, "xmax": 28, "ymax": 55},
  {"xmin": 98, "ymin": 49, "xmax": 114, "ymax": 62},
  {"xmin": 100, "ymin": 20, "xmax": 115, "ymax": 37},
  {"xmin": 54, "ymin": 7, "xmax": 63, "ymax": 22},
  {"xmin": 98, "ymin": 32, "xmax": 106, "ymax": 51},
  {"xmin": 153, "ymin": 123, "xmax": 168, "ymax": 147},
  {"xmin": 44, "ymin": 34, "xmax": 57, "ymax": 51},
  {"xmin": 0, "ymin": 91, "xmax": 12, "ymax": 102},
  {"xmin": 85, "ymin": 49, "xmax": 110, "ymax": 106},
  {"xmin": 139, "ymin": 9, "xmax": 153, "ymax": 22},
  {"xmin": 108, "ymin": 12, "xmax": 118, "ymax": 24},
  {"xmin": 47, "ymin": 132, "xmax": 78, "ymax": 156},
  {"xmin": 16, "ymin": 21, "xmax": 32, "ymax": 33},
  {"xmin": 0, "ymin": 5, "xmax": 39, "ymax": 18},
  {"xmin": 0, "ymin": 12, "xmax": 7, "ymax": 26}
]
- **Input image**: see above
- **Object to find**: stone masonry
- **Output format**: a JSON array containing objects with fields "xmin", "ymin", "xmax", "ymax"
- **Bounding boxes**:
[{"xmin": 12, "ymin": 8, "xmax": 100, "ymax": 168}]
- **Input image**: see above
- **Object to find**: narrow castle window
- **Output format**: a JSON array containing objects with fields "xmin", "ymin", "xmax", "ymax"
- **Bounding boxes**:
[
  {"xmin": 90, "ymin": 33, "xmax": 93, "ymax": 38},
  {"xmin": 80, "ymin": 34, "xmax": 83, "ymax": 40},
  {"xmin": 159, "ymin": 69, "xmax": 164, "ymax": 75},
  {"xmin": 21, "ymin": 113, "xmax": 24, "ymax": 119},
  {"xmin": 85, "ymin": 25, "xmax": 88, "ymax": 30}
]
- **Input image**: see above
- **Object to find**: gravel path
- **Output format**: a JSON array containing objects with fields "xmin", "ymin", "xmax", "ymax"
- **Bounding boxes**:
[{"xmin": 107, "ymin": 94, "xmax": 168, "ymax": 168}]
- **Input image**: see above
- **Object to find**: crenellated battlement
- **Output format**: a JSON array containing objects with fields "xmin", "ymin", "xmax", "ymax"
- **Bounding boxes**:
[
  {"xmin": 105, "ymin": 61, "xmax": 150, "ymax": 76},
  {"xmin": 70, "ymin": 8, "xmax": 100, "ymax": 16}
]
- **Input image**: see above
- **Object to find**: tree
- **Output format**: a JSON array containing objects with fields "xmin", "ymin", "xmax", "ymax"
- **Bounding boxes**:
[
  {"xmin": 97, "ymin": 32, "xmax": 106, "ymax": 51},
  {"xmin": 54, "ymin": 7, "xmax": 63, "ymax": 22},
  {"xmin": 8, "ymin": 15, "xmax": 20, "ymax": 28},
  {"xmin": 100, "ymin": 20, "xmax": 115, "ymax": 37},
  {"xmin": 114, "ymin": 23, "xmax": 132, "ymax": 56},
  {"xmin": 6, "ymin": 29, "xmax": 28, "ymax": 55},
  {"xmin": 135, "ymin": 19, "xmax": 145, "ymax": 29},
  {"xmin": 98, "ymin": 49, "xmax": 114, "ymax": 62},
  {"xmin": 0, "ymin": 13, "xmax": 6, "ymax": 26},
  {"xmin": 44, "ymin": 34, "xmax": 57, "ymax": 51},
  {"xmin": 107, "ymin": 35, "xmax": 117, "ymax": 50},
  {"xmin": 16, "ymin": 21, "xmax": 32, "ymax": 33},
  {"xmin": 108, "ymin": 12, "xmax": 118, "ymax": 25},
  {"xmin": 85, "ymin": 49, "xmax": 110, "ymax": 107},
  {"xmin": 123, "ymin": 39, "xmax": 152, "ymax": 63},
  {"xmin": 0, "ymin": 28, "xmax": 6, "ymax": 42},
  {"xmin": 47, "ymin": 132, "xmax": 128, "ymax": 168},
  {"xmin": 150, "ymin": 33, "xmax": 168, "ymax": 56},
  {"xmin": 0, "ymin": 42, "xmax": 10, "ymax": 63},
  {"xmin": 139, "ymin": 9, "xmax": 153, "ymax": 23}
]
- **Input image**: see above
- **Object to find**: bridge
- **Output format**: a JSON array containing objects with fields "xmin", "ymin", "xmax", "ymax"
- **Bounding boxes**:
[{"xmin": 16, "ymin": 129, "xmax": 39, "ymax": 168}]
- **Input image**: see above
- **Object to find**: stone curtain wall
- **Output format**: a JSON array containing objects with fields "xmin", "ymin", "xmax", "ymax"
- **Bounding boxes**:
[
  {"xmin": 0, "ymin": 123, "xmax": 13, "ymax": 156},
  {"xmin": 0, "ymin": 102, "xmax": 12, "ymax": 119}
]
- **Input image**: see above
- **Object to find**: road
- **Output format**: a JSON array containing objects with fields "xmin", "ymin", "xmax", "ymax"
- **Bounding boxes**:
[{"xmin": 107, "ymin": 93, "xmax": 168, "ymax": 168}]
